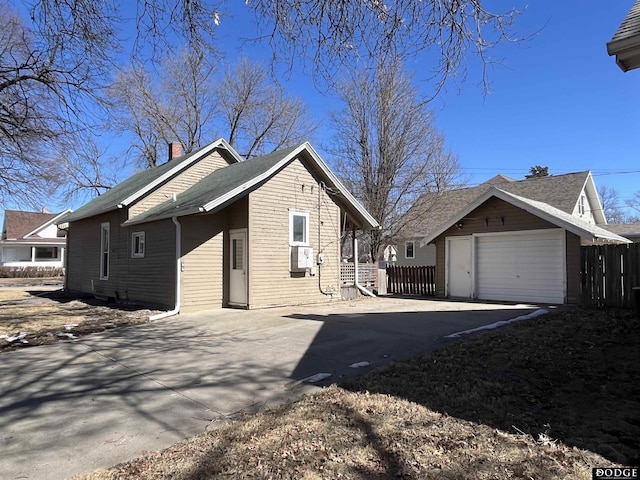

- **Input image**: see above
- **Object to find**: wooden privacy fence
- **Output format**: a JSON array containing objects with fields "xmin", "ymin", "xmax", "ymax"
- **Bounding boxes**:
[
  {"xmin": 386, "ymin": 265, "xmax": 436, "ymax": 296},
  {"xmin": 581, "ymin": 243, "xmax": 640, "ymax": 309}
]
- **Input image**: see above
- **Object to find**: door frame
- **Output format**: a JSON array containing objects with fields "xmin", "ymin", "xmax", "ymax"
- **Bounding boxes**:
[
  {"xmin": 228, "ymin": 228, "xmax": 248, "ymax": 307},
  {"xmin": 445, "ymin": 235, "xmax": 474, "ymax": 298}
]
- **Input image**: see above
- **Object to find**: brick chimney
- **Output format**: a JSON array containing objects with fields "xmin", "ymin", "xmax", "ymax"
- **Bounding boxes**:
[{"xmin": 168, "ymin": 142, "xmax": 183, "ymax": 161}]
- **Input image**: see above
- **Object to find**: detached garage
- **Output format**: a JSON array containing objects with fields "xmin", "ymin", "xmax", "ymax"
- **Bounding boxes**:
[{"xmin": 428, "ymin": 188, "xmax": 630, "ymax": 305}]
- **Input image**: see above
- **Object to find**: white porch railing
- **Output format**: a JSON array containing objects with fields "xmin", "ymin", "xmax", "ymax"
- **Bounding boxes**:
[{"xmin": 340, "ymin": 262, "xmax": 377, "ymax": 287}]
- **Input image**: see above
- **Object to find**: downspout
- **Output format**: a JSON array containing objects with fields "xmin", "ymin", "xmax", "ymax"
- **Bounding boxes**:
[
  {"xmin": 149, "ymin": 216, "xmax": 182, "ymax": 320},
  {"xmin": 62, "ymin": 227, "xmax": 69, "ymax": 293},
  {"xmin": 354, "ymin": 237, "xmax": 376, "ymax": 297}
]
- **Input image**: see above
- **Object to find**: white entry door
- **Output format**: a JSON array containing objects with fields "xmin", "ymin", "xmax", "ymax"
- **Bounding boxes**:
[
  {"xmin": 447, "ymin": 236, "xmax": 472, "ymax": 298},
  {"xmin": 229, "ymin": 230, "xmax": 247, "ymax": 305}
]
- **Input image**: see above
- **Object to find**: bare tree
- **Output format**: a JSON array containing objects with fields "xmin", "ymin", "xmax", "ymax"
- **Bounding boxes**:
[
  {"xmin": 30, "ymin": 0, "xmax": 218, "ymax": 63},
  {"xmin": 24, "ymin": 0, "xmax": 523, "ymax": 91},
  {"xmin": 109, "ymin": 55, "xmax": 315, "ymax": 167},
  {"xmin": 0, "ymin": 5, "xmax": 108, "ymax": 206},
  {"xmin": 217, "ymin": 58, "xmax": 317, "ymax": 158},
  {"xmin": 57, "ymin": 136, "xmax": 125, "ymax": 203},
  {"xmin": 5, "ymin": 0, "xmax": 525, "ymax": 208},
  {"xmin": 597, "ymin": 185, "xmax": 625, "ymax": 224},
  {"xmin": 626, "ymin": 191, "xmax": 640, "ymax": 221},
  {"xmin": 328, "ymin": 59, "xmax": 463, "ymax": 260},
  {"xmin": 108, "ymin": 50, "xmax": 218, "ymax": 167},
  {"xmin": 248, "ymin": 0, "xmax": 523, "ymax": 91}
]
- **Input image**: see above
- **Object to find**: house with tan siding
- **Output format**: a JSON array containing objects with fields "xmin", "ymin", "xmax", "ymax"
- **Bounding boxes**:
[
  {"xmin": 395, "ymin": 172, "xmax": 630, "ymax": 304},
  {"xmin": 60, "ymin": 139, "xmax": 379, "ymax": 314}
]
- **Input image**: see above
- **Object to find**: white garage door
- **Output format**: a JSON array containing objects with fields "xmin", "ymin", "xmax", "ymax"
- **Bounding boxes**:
[{"xmin": 476, "ymin": 229, "xmax": 565, "ymax": 304}]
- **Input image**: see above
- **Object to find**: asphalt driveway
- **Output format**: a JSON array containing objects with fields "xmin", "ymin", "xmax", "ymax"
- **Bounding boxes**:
[{"xmin": 0, "ymin": 296, "xmax": 542, "ymax": 480}]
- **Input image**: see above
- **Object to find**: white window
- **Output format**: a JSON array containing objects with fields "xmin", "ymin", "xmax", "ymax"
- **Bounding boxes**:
[
  {"xmin": 289, "ymin": 210, "xmax": 309, "ymax": 246},
  {"xmin": 100, "ymin": 222, "xmax": 110, "ymax": 279},
  {"xmin": 405, "ymin": 241, "xmax": 415, "ymax": 259},
  {"xmin": 131, "ymin": 231, "xmax": 145, "ymax": 258},
  {"xmin": 578, "ymin": 195, "xmax": 586, "ymax": 215}
]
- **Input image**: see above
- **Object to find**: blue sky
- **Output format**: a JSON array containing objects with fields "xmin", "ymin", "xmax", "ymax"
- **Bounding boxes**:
[
  {"xmin": 6, "ymin": 1, "xmax": 638, "ymax": 218},
  {"xmin": 216, "ymin": 1, "xmax": 639, "ymax": 216},
  {"xmin": 428, "ymin": 1, "xmax": 639, "ymax": 208}
]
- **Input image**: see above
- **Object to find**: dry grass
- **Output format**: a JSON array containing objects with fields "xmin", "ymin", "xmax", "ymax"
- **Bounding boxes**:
[
  {"xmin": 80, "ymin": 386, "xmax": 602, "ymax": 480},
  {"xmin": 0, "ymin": 290, "xmax": 30, "ymax": 301},
  {"xmin": 345, "ymin": 307, "xmax": 640, "ymax": 467},
  {"xmin": 74, "ymin": 307, "xmax": 637, "ymax": 480},
  {"xmin": 0, "ymin": 288, "xmax": 157, "ymax": 351}
]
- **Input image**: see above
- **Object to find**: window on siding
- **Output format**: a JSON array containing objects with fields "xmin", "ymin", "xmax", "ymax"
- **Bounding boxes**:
[
  {"xmin": 578, "ymin": 195, "xmax": 586, "ymax": 215},
  {"xmin": 131, "ymin": 232, "xmax": 145, "ymax": 258},
  {"xmin": 232, "ymin": 238, "xmax": 243, "ymax": 270},
  {"xmin": 289, "ymin": 210, "xmax": 309, "ymax": 246},
  {"xmin": 405, "ymin": 241, "xmax": 415, "ymax": 259},
  {"xmin": 100, "ymin": 223, "xmax": 110, "ymax": 279}
]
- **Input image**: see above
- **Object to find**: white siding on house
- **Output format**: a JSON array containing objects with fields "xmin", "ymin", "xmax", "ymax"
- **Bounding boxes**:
[
  {"xmin": 396, "ymin": 242, "xmax": 436, "ymax": 266},
  {"xmin": 571, "ymin": 189, "xmax": 596, "ymax": 224},
  {"xmin": 34, "ymin": 223, "xmax": 63, "ymax": 238}
]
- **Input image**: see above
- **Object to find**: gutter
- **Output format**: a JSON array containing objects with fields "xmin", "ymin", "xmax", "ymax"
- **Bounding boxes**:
[
  {"xmin": 149, "ymin": 216, "xmax": 182, "ymax": 320},
  {"xmin": 353, "ymin": 238, "xmax": 376, "ymax": 297}
]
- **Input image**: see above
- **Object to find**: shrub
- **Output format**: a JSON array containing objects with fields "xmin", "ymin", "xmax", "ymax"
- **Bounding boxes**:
[{"xmin": 0, "ymin": 266, "xmax": 64, "ymax": 278}]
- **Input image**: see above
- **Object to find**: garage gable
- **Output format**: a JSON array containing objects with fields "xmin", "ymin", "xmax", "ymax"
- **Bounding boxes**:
[{"xmin": 438, "ymin": 196, "xmax": 558, "ymax": 239}]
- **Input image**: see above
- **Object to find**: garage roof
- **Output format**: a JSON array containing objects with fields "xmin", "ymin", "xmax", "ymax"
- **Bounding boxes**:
[
  {"xmin": 419, "ymin": 187, "xmax": 631, "ymax": 246},
  {"xmin": 403, "ymin": 171, "xmax": 600, "ymax": 239}
]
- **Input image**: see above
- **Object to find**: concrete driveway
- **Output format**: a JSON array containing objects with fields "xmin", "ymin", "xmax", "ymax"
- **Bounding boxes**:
[{"xmin": 0, "ymin": 296, "xmax": 542, "ymax": 480}]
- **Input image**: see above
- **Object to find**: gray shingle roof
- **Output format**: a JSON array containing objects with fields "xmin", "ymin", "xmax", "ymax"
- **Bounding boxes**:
[
  {"xmin": 61, "ymin": 146, "xmax": 209, "ymax": 223},
  {"xmin": 402, "ymin": 171, "xmax": 590, "ymax": 238},
  {"xmin": 496, "ymin": 189, "xmax": 630, "ymax": 244},
  {"xmin": 419, "ymin": 187, "xmax": 631, "ymax": 245},
  {"xmin": 61, "ymin": 140, "xmax": 242, "ymax": 223},
  {"xmin": 125, "ymin": 146, "xmax": 299, "ymax": 225},
  {"xmin": 605, "ymin": 223, "xmax": 640, "ymax": 238},
  {"xmin": 609, "ymin": 0, "xmax": 640, "ymax": 45},
  {"xmin": 607, "ymin": 0, "xmax": 640, "ymax": 71},
  {"xmin": 124, "ymin": 143, "xmax": 380, "ymax": 230},
  {"xmin": 2, "ymin": 210, "xmax": 59, "ymax": 239}
]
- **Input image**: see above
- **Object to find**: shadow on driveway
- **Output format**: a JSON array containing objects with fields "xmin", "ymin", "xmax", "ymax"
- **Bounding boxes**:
[{"xmin": 0, "ymin": 296, "xmax": 546, "ymax": 479}]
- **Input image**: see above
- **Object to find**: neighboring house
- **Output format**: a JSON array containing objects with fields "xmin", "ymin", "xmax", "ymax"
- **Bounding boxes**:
[
  {"xmin": 397, "ymin": 171, "xmax": 630, "ymax": 304},
  {"xmin": 60, "ymin": 139, "xmax": 379, "ymax": 313},
  {"xmin": 605, "ymin": 223, "xmax": 640, "ymax": 243},
  {"xmin": 1, "ymin": 209, "xmax": 70, "ymax": 268},
  {"xmin": 607, "ymin": 0, "xmax": 640, "ymax": 72}
]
